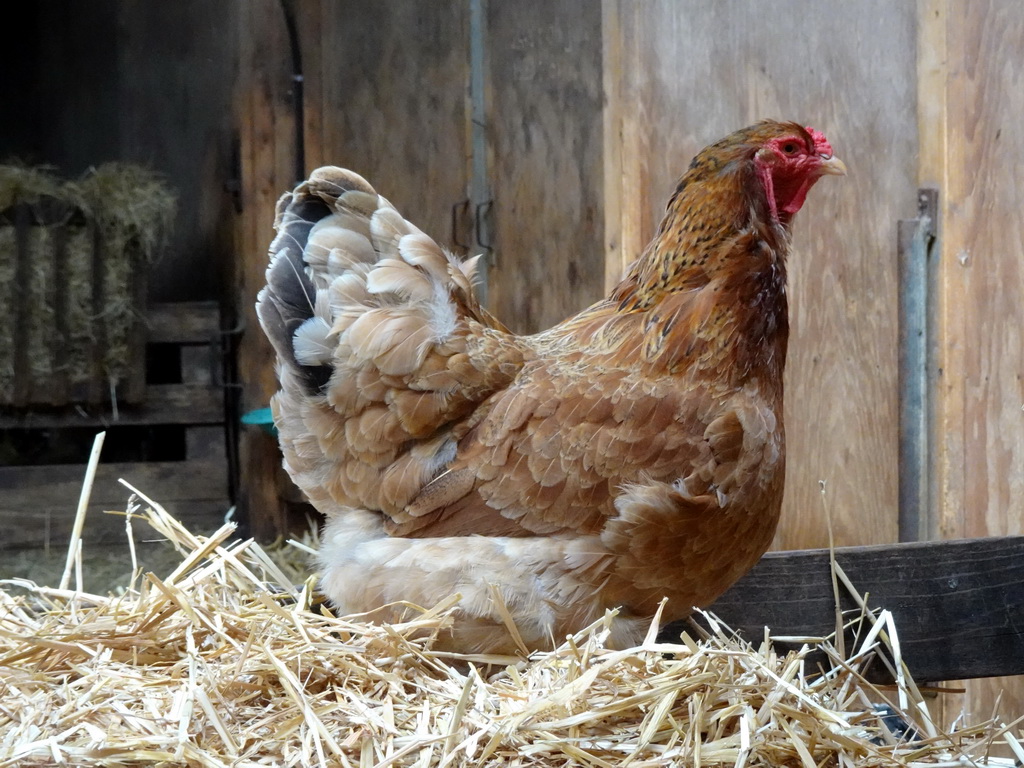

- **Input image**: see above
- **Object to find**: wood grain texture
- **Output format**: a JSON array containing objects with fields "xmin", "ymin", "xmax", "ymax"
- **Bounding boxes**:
[
  {"xmin": 315, "ymin": 1, "xmax": 470, "ymax": 252},
  {"xmin": 101, "ymin": 2, "xmax": 237, "ymax": 303},
  {"xmin": 609, "ymin": 1, "xmax": 918, "ymax": 549},
  {"xmin": 0, "ymin": 461, "xmax": 227, "ymax": 550},
  {"xmin": 234, "ymin": 0, "xmax": 299, "ymax": 540},
  {"xmin": 146, "ymin": 302, "xmax": 221, "ymax": 344},
  {"xmin": 690, "ymin": 536, "xmax": 1024, "ymax": 682},
  {"xmin": 0, "ymin": 385, "xmax": 223, "ymax": 429},
  {"xmin": 923, "ymin": 0, "xmax": 1024, "ymax": 735},
  {"xmin": 485, "ymin": 0, "xmax": 606, "ymax": 333}
]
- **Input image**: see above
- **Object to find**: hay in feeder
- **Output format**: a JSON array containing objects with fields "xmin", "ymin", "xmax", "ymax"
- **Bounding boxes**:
[
  {"xmin": 1, "ymin": 483, "xmax": 1021, "ymax": 767},
  {"xmin": 0, "ymin": 163, "xmax": 63, "ymax": 211},
  {"xmin": 63, "ymin": 220, "xmax": 99, "ymax": 393},
  {"xmin": 73, "ymin": 163, "xmax": 177, "ymax": 394},
  {"xmin": 0, "ymin": 161, "xmax": 176, "ymax": 405},
  {"xmin": 0, "ymin": 163, "xmax": 65, "ymax": 402}
]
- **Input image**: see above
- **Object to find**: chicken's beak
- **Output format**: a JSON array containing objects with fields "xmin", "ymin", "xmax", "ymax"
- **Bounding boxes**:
[{"xmin": 818, "ymin": 155, "xmax": 847, "ymax": 176}]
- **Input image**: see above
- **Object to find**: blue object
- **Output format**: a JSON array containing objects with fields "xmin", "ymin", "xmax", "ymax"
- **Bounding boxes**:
[{"xmin": 241, "ymin": 407, "xmax": 278, "ymax": 436}]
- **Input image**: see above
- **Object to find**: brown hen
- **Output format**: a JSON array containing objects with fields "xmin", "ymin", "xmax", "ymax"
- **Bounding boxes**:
[{"xmin": 257, "ymin": 120, "xmax": 845, "ymax": 653}]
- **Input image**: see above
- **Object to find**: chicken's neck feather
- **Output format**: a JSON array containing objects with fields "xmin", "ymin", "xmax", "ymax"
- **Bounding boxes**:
[{"xmin": 566, "ymin": 159, "xmax": 791, "ymax": 385}]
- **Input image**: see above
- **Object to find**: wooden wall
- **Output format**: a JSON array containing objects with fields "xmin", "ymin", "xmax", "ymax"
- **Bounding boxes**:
[
  {"xmin": 485, "ymin": 0, "xmax": 607, "ymax": 333},
  {"xmin": 919, "ymin": 0, "xmax": 1024, "ymax": 729}
]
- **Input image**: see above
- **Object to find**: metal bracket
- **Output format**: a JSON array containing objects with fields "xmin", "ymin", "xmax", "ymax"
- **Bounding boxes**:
[
  {"xmin": 475, "ymin": 200, "xmax": 494, "ymax": 251},
  {"xmin": 451, "ymin": 199, "xmax": 471, "ymax": 250},
  {"xmin": 897, "ymin": 187, "xmax": 939, "ymax": 543}
]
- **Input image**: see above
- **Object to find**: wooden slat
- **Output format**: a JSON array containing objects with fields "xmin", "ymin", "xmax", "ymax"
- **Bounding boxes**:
[
  {"xmin": 920, "ymin": 0, "xmax": 1024, "ymax": 731},
  {"xmin": 146, "ymin": 301, "xmax": 221, "ymax": 344},
  {"xmin": 485, "ymin": 0, "xmax": 606, "ymax": 333},
  {"xmin": 0, "ymin": 384, "xmax": 223, "ymax": 428},
  {"xmin": 112, "ymin": 1, "xmax": 238, "ymax": 305},
  {"xmin": 0, "ymin": 459, "xmax": 228, "ymax": 549},
  {"xmin": 317, "ymin": 1, "xmax": 471, "ymax": 252},
  {"xmin": 691, "ymin": 536, "xmax": 1024, "ymax": 683},
  {"xmin": 600, "ymin": 0, "xmax": 625, "ymax": 293},
  {"xmin": 233, "ymin": 0, "xmax": 299, "ymax": 541},
  {"xmin": 2, "ymin": 499, "xmax": 230, "ymax": 551}
]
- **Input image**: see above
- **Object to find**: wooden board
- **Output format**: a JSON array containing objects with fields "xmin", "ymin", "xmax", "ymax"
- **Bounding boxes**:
[
  {"xmin": 608, "ymin": 1, "xmax": 918, "ymax": 550},
  {"xmin": 485, "ymin": 0, "xmax": 607, "ymax": 333},
  {"xmin": 112, "ymin": 1, "xmax": 239, "ymax": 304},
  {"xmin": 311, "ymin": 1, "xmax": 471, "ymax": 250},
  {"xmin": 233, "ymin": 0, "xmax": 300, "ymax": 541},
  {"xmin": 0, "ymin": 384, "xmax": 223, "ymax": 429},
  {"xmin": 0, "ymin": 459, "xmax": 229, "ymax": 549},
  {"xmin": 919, "ymin": 0, "xmax": 1024, "ymax": 735},
  {"xmin": 146, "ymin": 302, "xmax": 221, "ymax": 344},
  {"xmin": 691, "ymin": 536, "xmax": 1024, "ymax": 683}
]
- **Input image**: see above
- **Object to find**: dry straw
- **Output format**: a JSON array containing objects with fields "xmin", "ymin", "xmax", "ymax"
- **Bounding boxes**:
[{"xmin": 1, "ymin": 482, "xmax": 1021, "ymax": 767}]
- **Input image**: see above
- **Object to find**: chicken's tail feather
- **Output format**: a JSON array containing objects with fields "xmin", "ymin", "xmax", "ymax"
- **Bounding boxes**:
[
  {"xmin": 257, "ymin": 167, "xmax": 489, "ymax": 397},
  {"xmin": 256, "ymin": 166, "xmax": 520, "ymax": 518}
]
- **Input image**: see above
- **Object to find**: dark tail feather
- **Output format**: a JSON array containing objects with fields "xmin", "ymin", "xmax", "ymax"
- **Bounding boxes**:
[{"xmin": 256, "ymin": 189, "xmax": 333, "ymax": 395}]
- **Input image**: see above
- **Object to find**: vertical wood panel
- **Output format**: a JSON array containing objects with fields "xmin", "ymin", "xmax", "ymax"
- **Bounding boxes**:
[
  {"xmin": 485, "ymin": 0, "xmax": 606, "ymax": 333},
  {"xmin": 297, "ymin": 2, "xmax": 327, "ymax": 171},
  {"xmin": 234, "ymin": 1, "xmax": 471, "ymax": 539},
  {"xmin": 611, "ymin": 0, "xmax": 917, "ymax": 550},
  {"xmin": 316, "ymin": 1, "xmax": 470, "ymax": 251},
  {"xmin": 924, "ymin": 0, "xmax": 1024, "ymax": 737},
  {"xmin": 235, "ymin": 0, "xmax": 298, "ymax": 539},
  {"xmin": 114, "ymin": 1, "xmax": 237, "ymax": 303}
]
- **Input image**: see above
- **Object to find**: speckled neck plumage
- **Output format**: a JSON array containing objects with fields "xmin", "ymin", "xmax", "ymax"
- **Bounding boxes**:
[{"xmin": 600, "ymin": 132, "xmax": 792, "ymax": 383}]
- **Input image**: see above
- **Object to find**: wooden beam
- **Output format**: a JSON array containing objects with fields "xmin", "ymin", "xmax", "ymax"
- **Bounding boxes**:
[
  {"xmin": 0, "ymin": 384, "xmax": 223, "ymax": 429},
  {"xmin": 687, "ymin": 536, "xmax": 1024, "ymax": 683},
  {"xmin": 146, "ymin": 302, "xmax": 221, "ymax": 344},
  {"xmin": 0, "ymin": 459, "xmax": 229, "ymax": 549},
  {"xmin": 233, "ymin": 0, "xmax": 298, "ymax": 541}
]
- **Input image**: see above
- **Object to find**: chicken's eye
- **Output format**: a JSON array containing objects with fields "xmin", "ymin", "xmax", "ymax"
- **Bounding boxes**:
[{"xmin": 781, "ymin": 142, "xmax": 798, "ymax": 155}]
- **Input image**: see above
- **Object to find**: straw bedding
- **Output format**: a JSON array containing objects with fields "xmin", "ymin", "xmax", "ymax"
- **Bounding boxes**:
[{"xmin": 1, "ymin": 485, "xmax": 1020, "ymax": 767}]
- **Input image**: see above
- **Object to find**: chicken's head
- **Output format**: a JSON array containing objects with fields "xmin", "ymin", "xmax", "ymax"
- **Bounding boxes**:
[{"xmin": 752, "ymin": 123, "xmax": 846, "ymax": 222}]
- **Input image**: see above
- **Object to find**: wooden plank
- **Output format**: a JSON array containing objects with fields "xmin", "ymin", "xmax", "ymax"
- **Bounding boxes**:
[
  {"xmin": 0, "ymin": 459, "xmax": 228, "ymax": 549},
  {"xmin": 921, "ymin": 0, "xmax": 1024, "ymax": 733},
  {"xmin": 688, "ymin": 536, "xmax": 1024, "ymax": 682},
  {"xmin": 1, "ymin": 499, "xmax": 229, "ymax": 551},
  {"xmin": 112, "ymin": 0, "xmax": 238, "ymax": 305},
  {"xmin": 233, "ymin": 0, "xmax": 300, "ymax": 541},
  {"xmin": 600, "ymin": 0, "xmax": 626, "ymax": 293},
  {"xmin": 613, "ymin": 1, "xmax": 916, "ymax": 550},
  {"xmin": 0, "ymin": 460, "xmax": 226, "ymax": 505},
  {"xmin": 296, "ymin": 1, "xmax": 326, "ymax": 171},
  {"xmin": 0, "ymin": 384, "xmax": 223, "ymax": 428},
  {"xmin": 484, "ymin": 0, "xmax": 606, "ymax": 333},
  {"xmin": 146, "ymin": 301, "xmax": 221, "ymax": 344},
  {"xmin": 317, "ymin": 1, "xmax": 470, "ymax": 252}
]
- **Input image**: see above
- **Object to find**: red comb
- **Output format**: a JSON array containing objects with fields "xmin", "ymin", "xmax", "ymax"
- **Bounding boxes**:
[{"xmin": 805, "ymin": 126, "xmax": 835, "ymax": 157}]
